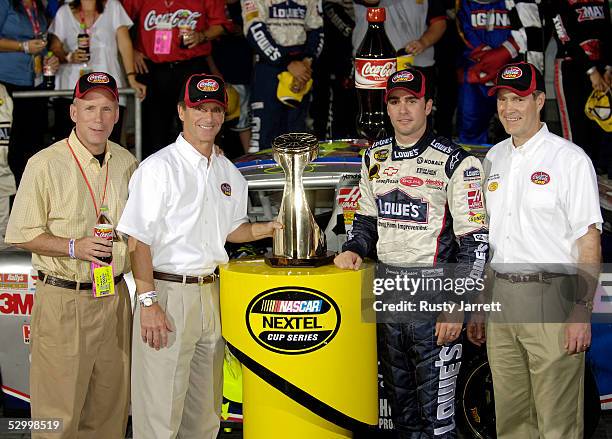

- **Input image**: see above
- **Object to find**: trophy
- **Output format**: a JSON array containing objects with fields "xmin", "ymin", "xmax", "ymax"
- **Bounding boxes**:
[{"xmin": 266, "ymin": 133, "xmax": 334, "ymax": 267}]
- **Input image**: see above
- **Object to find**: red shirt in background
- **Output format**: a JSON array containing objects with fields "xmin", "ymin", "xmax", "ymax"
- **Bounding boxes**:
[{"xmin": 122, "ymin": 0, "xmax": 229, "ymax": 63}]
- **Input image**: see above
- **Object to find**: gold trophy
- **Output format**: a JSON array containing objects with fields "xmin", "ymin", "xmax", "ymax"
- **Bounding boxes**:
[{"xmin": 266, "ymin": 133, "xmax": 334, "ymax": 267}]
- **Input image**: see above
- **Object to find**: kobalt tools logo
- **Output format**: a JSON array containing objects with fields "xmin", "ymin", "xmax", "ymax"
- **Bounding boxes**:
[
  {"xmin": 433, "ymin": 344, "xmax": 462, "ymax": 436},
  {"xmin": 355, "ymin": 58, "xmax": 397, "ymax": 89},
  {"xmin": 246, "ymin": 287, "xmax": 340, "ymax": 355}
]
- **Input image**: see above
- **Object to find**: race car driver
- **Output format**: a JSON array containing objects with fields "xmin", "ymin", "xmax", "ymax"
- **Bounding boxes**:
[
  {"xmin": 242, "ymin": 0, "xmax": 323, "ymax": 152},
  {"xmin": 335, "ymin": 68, "xmax": 489, "ymax": 438}
]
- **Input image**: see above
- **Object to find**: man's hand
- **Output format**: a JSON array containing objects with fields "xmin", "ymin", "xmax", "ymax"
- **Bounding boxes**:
[
  {"xmin": 334, "ymin": 251, "xmax": 362, "ymax": 270},
  {"xmin": 466, "ymin": 311, "xmax": 486, "ymax": 347},
  {"xmin": 24, "ymin": 38, "xmax": 46, "ymax": 54},
  {"xmin": 404, "ymin": 39, "xmax": 426, "ymax": 56},
  {"xmin": 69, "ymin": 49, "xmax": 90, "ymax": 64},
  {"xmin": 128, "ymin": 75, "xmax": 147, "ymax": 100},
  {"xmin": 287, "ymin": 60, "xmax": 312, "ymax": 83},
  {"xmin": 140, "ymin": 303, "xmax": 174, "ymax": 350},
  {"xmin": 251, "ymin": 221, "xmax": 283, "ymax": 240},
  {"xmin": 74, "ymin": 236, "xmax": 112, "ymax": 265},
  {"xmin": 589, "ymin": 69, "xmax": 608, "ymax": 92},
  {"xmin": 565, "ymin": 322, "xmax": 591, "ymax": 355},
  {"xmin": 134, "ymin": 49, "xmax": 149, "ymax": 74},
  {"xmin": 435, "ymin": 310, "xmax": 464, "ymax": 345},
  {"xmin": 604, "ymin": 69, "xmax": 612, "ymax": 88}
]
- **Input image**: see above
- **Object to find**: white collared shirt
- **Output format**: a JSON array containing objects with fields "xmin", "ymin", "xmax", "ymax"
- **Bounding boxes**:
[
  {"xmin": 483, "ymin": 124, "xmax": 602, "ymax": 270},
  {"xmin": 117, "ymin": 134, "xmax": 249, "ymax": 275}
]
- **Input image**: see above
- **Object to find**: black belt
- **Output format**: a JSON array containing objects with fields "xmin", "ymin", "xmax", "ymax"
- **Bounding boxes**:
[
  {"xmin": 39, "ymin": 271, "xmax": 124, "ymax": 290},
  {"xmin": 495, "ymin": 272, "xmax": 566, "ymax": 283},
  {"xmin": 153, "ymin": 270, "xmax": 218, "ymax": 285}
]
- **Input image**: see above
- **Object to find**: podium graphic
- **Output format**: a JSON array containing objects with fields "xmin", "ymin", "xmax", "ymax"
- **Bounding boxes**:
[{"xmin": 220, "ymin": 133, "xmax": 378, "ymax": 438}]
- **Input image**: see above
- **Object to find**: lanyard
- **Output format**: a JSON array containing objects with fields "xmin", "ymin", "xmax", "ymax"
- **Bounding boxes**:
[
  {"xmin": 79, "ymin": 9, "xmax": 98, "ymax": 34},
  {"xmin": 67, "ymin": 139, "xmax": 109, "ymax": 218},
  {"xmin": 24, "ymin": 1, "xmax": 41, "ymax": 36}
]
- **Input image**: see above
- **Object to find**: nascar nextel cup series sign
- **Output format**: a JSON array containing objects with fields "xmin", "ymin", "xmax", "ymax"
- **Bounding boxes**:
[{"xmin": 246, "ymin": 286, "xmax": 340, "ymax": 355}]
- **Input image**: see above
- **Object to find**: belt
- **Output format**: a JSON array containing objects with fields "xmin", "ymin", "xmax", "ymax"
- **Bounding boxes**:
[
  {"xmin": 495, "ymin": 272, "xmax": 566, "ymax": 283},
  {"xmin": 39, "ymin": 271, "xmax": 124, "ymax": 290},
  {"xmin": 153, "ymin": 270, "xmax": 218, "ymax": 285}
]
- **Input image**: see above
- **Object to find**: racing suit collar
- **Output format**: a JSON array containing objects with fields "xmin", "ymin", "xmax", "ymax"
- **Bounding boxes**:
[{"xmin": 391, "ymin": 130, "xmax": 436, "ymax": 161}]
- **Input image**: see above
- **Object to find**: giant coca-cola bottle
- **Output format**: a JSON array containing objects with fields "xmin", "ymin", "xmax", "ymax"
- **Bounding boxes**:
[{"xmin": 354, "ymin": 7, "xmax": 396, "ymax": 141}]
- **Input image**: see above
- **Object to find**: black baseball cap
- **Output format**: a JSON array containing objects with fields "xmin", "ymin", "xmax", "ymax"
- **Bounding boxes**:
[
  {"xmin": 183, "ymin": 74, "xmax": 227, "ymax": 108},
  {"xmin": 384, "ymin": 68, "xmax": 426, "ymax": 102},
  {"xmin": 487, "ymin": 62, "xmax": 545, "ymax": 97},
  {"xmin": 73, "ymin": 72, "xmax": 119, "ymax": 101}
]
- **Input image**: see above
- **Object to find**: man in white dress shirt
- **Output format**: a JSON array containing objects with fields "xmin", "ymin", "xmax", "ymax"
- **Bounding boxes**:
[
  {"xmin": 467, "ymin": 62, "xmax": 602, "ymax": 438},
  {"xmin": 117, "ymin": 74, "xmax": 281, "ymax": 439}
]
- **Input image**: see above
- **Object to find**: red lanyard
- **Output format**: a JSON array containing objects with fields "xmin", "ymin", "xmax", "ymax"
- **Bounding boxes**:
[
  {"xmin": 67, "ymin": 139, "xmax": 109, "ymax": 218},
  {"xmin": 79, "ymin": 9, "xmax": 98, "ymax": 34},
  {"xmin": 24, "ymin": 1, "xmax": 41, "ymax": 36}
]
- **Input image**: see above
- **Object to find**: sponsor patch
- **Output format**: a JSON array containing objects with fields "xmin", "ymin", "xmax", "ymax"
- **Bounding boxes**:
[
  {"xmin": 467, "ymin": 190, "xmax": 483, "ymax": 209},
  {"xmin": 23, "ymin": 324, "xmax": 30, "ymax": 344},
  {"xmin": 416, "ymin": 167, "xmax": 436, "ymax": 176},
  {"xmin": 197, "ymin": 78, "xmax": 219, "ymax": 92},
  {"xmin": 374, "ymin": 149, "xmax": 390, "ymax": 162},
  {"xmin": 501, "ymin": 66, "xmax": 522, "ymax": 80},
  {"xmin": 369, "ymin": 163, "xmax": 380, "ymax": 180},
  {"xmin": 488, "ymin": 181, "xmax": 499, "ymax": 192},
  {"xmin": 530, "ymin": 171, "xmax": 550, "ymax": 185},
  {"xmin": 392, "ymin": 147, "xmax": 419, "ymax": 160},
  {"xmin": 463, "ymin": 167, "xmax": 481, "ymax": 180},
  {"xmin": 372, "ymin": 137, "xmax": 393, "ymax": 148},
  {"xmin": 474, "ymin": 233, "xmax": 488, "ymax": 243},
  {"xmin": 377, "ymin": 189, "xmax": 429, "ymax": 223},
  {"xmin": 0, "ymin": 273, "xmax": 28, "ymax": 290},
  {"xmin": 337, "ymin": 186, "xmax": 361, "ymax": 225},
  {"xmin": 425, "ymin": 179, "xmax": 444, "ymax": 190},
  {"xmin": 449, "ymin": 151, "xmax": 461, "ymax": 170},
  {"xmin": 246, "ymin": 286, "xmax": 340, "ymax": 354},
  {"xmin": 400, "ymin": 176, "xmax": 424, "ymax": 187},
  {"xmin": 221, "ymin": 183, "xmax": 232, "ymax": 196},
  {"xmin": 465, "ymin": 182, "xmax": 481, "ymax": 189},
  {"xmin": 392, "ymin": 70, "xmax": 414, "ymax": 82},
  {"xmin": 87, "ymin": 73, "xmax": 110, "ymax": 84},
  {"xmin": 383, "ymin": 166, "xmax": 399, "ymax": 177},
  {"xmin": 468, "ymin": 212, "xmax": 485, "ymax": 225},
  {"xmin": 417, "ymin": 157, "xmax": 443, "ymax": 166}
]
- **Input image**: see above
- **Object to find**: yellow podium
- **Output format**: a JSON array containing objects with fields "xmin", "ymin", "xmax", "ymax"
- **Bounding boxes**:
[{"xmin": 220, "ymin": 258, "xmax": 378, "ymax": 438}]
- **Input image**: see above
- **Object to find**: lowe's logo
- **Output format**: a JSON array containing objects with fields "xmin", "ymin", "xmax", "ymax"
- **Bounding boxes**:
[
  {"xmin": 376, "ymin": 189, "xmax": 429, "ymax": 223},
  {"xmin": 269, "ymin": 0, "xmax": 306, "ymax": 19}
]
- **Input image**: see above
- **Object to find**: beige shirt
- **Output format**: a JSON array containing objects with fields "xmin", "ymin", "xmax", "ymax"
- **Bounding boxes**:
[{"xmin": 5, "ymin": 130, "xmax": 138, "ymax": 281}]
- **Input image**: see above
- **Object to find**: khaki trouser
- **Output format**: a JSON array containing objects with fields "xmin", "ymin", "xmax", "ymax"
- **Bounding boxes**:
[
  {"xmin": 131, "ymin": 279, "xmax": 224, "ymax": 439},
  {"xmin": 30, "ymin": 278, "xmax": 131, "ymax": 439},
  {"xmin": 486, "ymin": 277, "xmax": 584, "ymax": 439}
]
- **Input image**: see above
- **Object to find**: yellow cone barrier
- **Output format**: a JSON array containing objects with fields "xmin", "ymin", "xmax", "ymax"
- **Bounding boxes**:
[{"xmin": 220, "ymin": 258, "xmax": 378, "ymax": 438}]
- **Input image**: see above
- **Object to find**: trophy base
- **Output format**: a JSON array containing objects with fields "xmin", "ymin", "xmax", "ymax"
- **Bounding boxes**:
[{"xmin": 264, "ymin": 251, "xmax": 336, "ymax": 268}]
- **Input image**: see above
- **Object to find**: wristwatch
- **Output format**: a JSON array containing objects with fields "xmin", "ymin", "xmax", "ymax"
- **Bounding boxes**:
[
  {"xmin": 575, "ymin": 299, "xmax": 594, "ymax": 312},
  {"xmin": 138, "ymin": 291, "xmax": 158, "ymax": 308}
]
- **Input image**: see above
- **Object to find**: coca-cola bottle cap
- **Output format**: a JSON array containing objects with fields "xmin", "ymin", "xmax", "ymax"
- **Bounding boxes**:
[{"xmin": 367, "ymin": 7, "xmax": 386, "ymax": 23}]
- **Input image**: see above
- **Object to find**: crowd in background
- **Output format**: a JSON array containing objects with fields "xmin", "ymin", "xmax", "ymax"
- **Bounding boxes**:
[{"xmin": 0, "ymin": 0, "xmax": 611, "ymax": 187}]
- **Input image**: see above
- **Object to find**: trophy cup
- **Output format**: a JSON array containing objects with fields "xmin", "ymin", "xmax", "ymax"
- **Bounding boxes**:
[{"xmin": 266, "ymin": 133, "xmax": 334, "ymax": 267}]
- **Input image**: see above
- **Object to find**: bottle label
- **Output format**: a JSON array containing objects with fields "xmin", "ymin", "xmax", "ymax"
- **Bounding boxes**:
[{"xmin": 355, "ymin": 57, "xmax": 397, "ymax": 89}]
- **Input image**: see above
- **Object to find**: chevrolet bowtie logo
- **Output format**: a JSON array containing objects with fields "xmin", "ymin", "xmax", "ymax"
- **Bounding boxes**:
[{"xmin": 383, "ymin": 167, "xmax": 399, "ymax": 176}]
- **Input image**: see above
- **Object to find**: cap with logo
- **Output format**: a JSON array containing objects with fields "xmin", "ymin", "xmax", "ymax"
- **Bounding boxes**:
[
  {"xmin": 487, "ymin": 62, "xmax": 545, "ymax": 97},
  {"xmin": 384, "ymin": 68, "xmax": 426, "ymax": 102},
  {"xmin": 184, "ymin": 73, "xmax": 227, "ymax": 109},
  {"xmin": 73, "ymin": 72, "xmax": 119, "ymax": 102}
]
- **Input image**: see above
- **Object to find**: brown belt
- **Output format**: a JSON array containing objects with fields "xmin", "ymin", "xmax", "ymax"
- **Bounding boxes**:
[
  {"xmin": 153, "ymin": 270, "xmax": 218, "ymax": 285},
  {"xmin": 495, "ymin": 272, "xmax": 566, "ymax": 283},
  {"xmin": 39, "ymin": 271, "xmax": 124, "ymax": 290}
]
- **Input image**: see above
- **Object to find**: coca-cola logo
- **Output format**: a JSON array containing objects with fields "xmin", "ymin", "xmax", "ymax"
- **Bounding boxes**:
[
  {"xmin": 197, "ymin": 79, "xmax": 219, "ymax": 92},
  {"xmin": 360, "ymin": 61, "xmax": 395, "ymax": 80},
  {"xmin": 501, "ymin": 66, "xmax": 522, "ymax": 80},
  {"xmin": 143, "ymin": 9, "xmax": 202, "ymax": 32},
  {"xmin": 87, "ymin": 73, "xmax": 110, "ymax": 84},
  {"xmin": 392, "ymin": 71, "xmax": 414, "ymax": 82}
]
